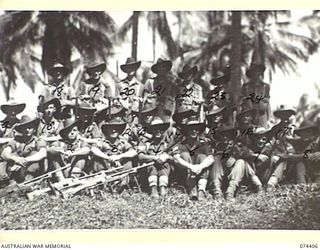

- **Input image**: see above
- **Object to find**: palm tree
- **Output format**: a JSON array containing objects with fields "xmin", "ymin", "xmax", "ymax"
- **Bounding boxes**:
[
  {"xmin": 0, "ymin": 11, "xmax": 117, "ymax": 99},
  {"xmin": 116, "ymin": 11, "xmax": 179, "ymax": 61}
]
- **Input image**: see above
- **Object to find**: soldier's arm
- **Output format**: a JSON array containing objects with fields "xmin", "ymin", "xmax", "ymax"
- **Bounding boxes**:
[
  {"xmin": 1, "ymin": 146, "xmax": 18, "ymax": 162},
  {"xmin": 115, "ymin": 148, "xmax": 137, "ymax": 161},
  {"xmin": 138, "ymin": 152, "xmax": 160, "ymax": 162},
  {"xmin": 70, "ymin": 146, "xmax": 91, "ymax": 157},
  {"xmin": 91, "ymin": 146, "xmax": 110, "ymax": 160},
  {"xmin": 196, "ymin": 155, "xmax": 214, "ymax": 172},
  {"xmin": 173, "ymin": 154, "xmax": 194, "ymax": 170},
  {"xmin": 25, "ymin": 147, "xmax": 47, "ymax": 163}
]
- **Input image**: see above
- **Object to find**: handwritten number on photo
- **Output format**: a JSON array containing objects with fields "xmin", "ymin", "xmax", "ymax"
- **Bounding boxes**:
[
  {"xmin": 52, "ymin": 85, "xmax": 64, "ymax": 97},
  {"xmin": 89, "ymin": 85, "xmax": 100, "ymax": 99},
  {"xmin": 151, "ymin": 85, "xmax": 166, "ymax": 97},
  {"xmin": 303, "ymin": 149, "xmax": 312, "ymax": 159},
  {"xmin": 120, "ymin": 87, "xmax": 135, "ymax": 97},
  {"xmin": 245, "ymin": 93, "xmax": 266, "ymax": 103},
  {"xmin": 1, "ymin": 121, "xmax": 9, "ymax": 129},
  {"xmin": 111, "ymin": 145, "xmax": 118, "ymax": 153},
  {"xmin": 176, "ymin": 87, "xmax": 193, "ymax": 99},
  {"xmin": 189, "ymin": 146, "xmax": 199, "ymax": 156}
]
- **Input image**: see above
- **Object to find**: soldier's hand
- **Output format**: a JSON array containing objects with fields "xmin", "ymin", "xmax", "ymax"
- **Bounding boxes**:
[
  {"xmin": 109, "ymin": 155, "xmax": 120, "ymax": 163},
  {"xmin": 190, "ymin": 165, "xmax": 202, "ymax": 175},
  {"xmin": 278, "ymin": 153, "xmax": 288, "ymax": 160},
  {"xmin": 257, "ymin": 154, "xmax": 269, "ymax": 163},
  {"xmin": 13, "ymin": 157, "xmax": 28, "ymax": 168}
]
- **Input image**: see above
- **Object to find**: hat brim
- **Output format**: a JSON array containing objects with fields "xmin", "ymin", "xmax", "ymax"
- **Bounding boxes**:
[
  {"xmin": 180, "ymin": 123, "xmax": 206, "ymax": 133},
  {"xmin": 38, "ymin": 98, "xmax": 61, "ymax": 113},
  {"xmin": 146, "ymin": 123, "xmax": 170, "ymax": 133},
  {"xmin": 173, "ymin": 109, "xmax": 196, "ymax": 123},
  {"xmin": 214, "ymin": 128, "xmax": 237, "ymax": 140},
  {"xmin": 1, "ymin": 103, "xmax": 26, "ymax": 115},
  {"xmin": 273, "ymin": 109, "xmax": 296, "ymax": 119},
  {"xmin": 207, "ymin": 107, "xmax": 226, "ymax": 117},
  {"xmin": 151, "ymin": 61, "xmax": 172, "ymax": 75},
  {"xmin": 84, "ymin": 78, "xmax": 100, "ymax": 85},
  {"xmin": 47, "ymin": 66, "xmax": 70, "ymax": 77},
  {"xmin": 15, "ymin": 118, "xmax": 40, "ymax": 133},
  {"xmin": 210, "ymin": 74, "xmax": 229, "ymax": 86},
  {"xmin": 86, "ymin": 63, "xmax": 106, "ymax": 76},
  {"xmin": 140, "ymin": 106, "xmax": 157, "ymax": 114},
  {"xmin": 59, "ymin": 120, "xmax": 82, "ymax": 139},
  {"xmin": 178, "ymin": 66, "xmax": 198, "ymax": 79},
  {"xmin": 101, "ymin": 123, "xmax": 126, "ymax": 136},
  {"xmin": 120, "ymin": 61, "xmax": 141, "ymax": 73}
]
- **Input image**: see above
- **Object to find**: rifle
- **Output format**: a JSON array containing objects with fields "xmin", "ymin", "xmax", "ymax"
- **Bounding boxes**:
[
  {"xmin": 0, "ymin": 164, "xmax": 71, "ymax": 198},
  {"xmin": 26, "ymin": 162, "xmax": 154, "ymax": 199}
]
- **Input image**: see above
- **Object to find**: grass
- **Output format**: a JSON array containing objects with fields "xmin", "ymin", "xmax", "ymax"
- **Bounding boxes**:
[{"xmin": 0, "ymin": 184, "xmax": 320, "ymax": 230}]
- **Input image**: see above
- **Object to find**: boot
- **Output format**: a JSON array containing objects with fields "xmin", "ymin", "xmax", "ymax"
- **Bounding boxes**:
[
  {"xmin": 266, "ymin": 184, "xmax": 275, "ymax": 192},
  {"xmin": 159, "ymin": 186, "xmax": 167, "ymax": 196},
  {"xmin": 189, "ymin": 186, "xmax": 198, "ymax": 200},
  {"xmin": 225, "ymin": 193, "xmax": 235, "ymax": 203},
  {"xmin": 256, "ymin": 185, "xmax": 263, "ymax": 194},
  {"xmin": 150, "ymin": 186, "xmax": 159, "ymax": 198}
]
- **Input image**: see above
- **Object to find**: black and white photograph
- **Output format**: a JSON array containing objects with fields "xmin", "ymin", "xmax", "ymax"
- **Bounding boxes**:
[{"xmin": 0, "ymin": 10, "xmax": 320, "ymax": 230}]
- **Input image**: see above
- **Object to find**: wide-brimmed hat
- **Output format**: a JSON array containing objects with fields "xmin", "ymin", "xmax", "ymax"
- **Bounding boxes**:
[
  {"xmin": 120, "ymin": 57, "xmax": 141, "ymax": 74},
  {"xmin": 294, "ymin": 125, "xmax": 319, "ymax": 137},
  {"xmin": 236, "ymin": 108, "xmax": 257, "ymax": 122},
  {"xmin": 37, "ymin": 97, "xmax": 61, "ymax": 113},
  {"xmin": 179, "ymin": 115, "xmax": 206, "ymax": 133},
  {"xmin": 47, "ymin": 63, "xmax": 70, "ymax": 77},
  {"xmin": 101, "ymin": 117, "xmax": 126, "ymax": 136},
  {"xmin": 210, "ymin": 70, "xmax": 230, "ymax": 86},
  {"xmin": 172, "ymin": 106, "xmax": 196, "ymax": 123},
  {"xmin": 177, "ymin": 65, "xmax": 198, "ymax": 80},
  {"xmin": 207, "ymin": 106, "xmax": 226, "ymax": 118},
  {"xmin": 151, "ymin": 58, "xmax": 172, "ymax": 75},
  {"xmin": 14, "ymin": 115, "xmax": 40, "ymax": 133},
  {"xmin": 140, "ymin": 102, "xmax": 157, "ymax": 115},
  {"xmin": 146, "ymin": 116, "xmax": 170, "ymax": 134},
  {"xmin": 1, "ymin": 99, "xmax": 26, "ymax": 115},
  {"xmin": 273, "ymin": 105, "xmax": 296, "ymax": 120},
  {"xmin": 84, "ymin": 78, "xmax": 100, "ymax": 85},
  {"xmin": 86, "ymin": 63, "xmax": 106, "ymax": 76},
  {"xmin": 75, "ymin": 103, "xmax": 97, "ymax": 116},
  {"xmin": 251, "ymin": 127, "xmax": 272, "ymax": 140},
  {"xmin": 59, "ymin": 118, "xmax": 83, "ymax": 139},
  {"xmin": 246, "ymin": 63, "xmax": 266, "ymax": 77}
]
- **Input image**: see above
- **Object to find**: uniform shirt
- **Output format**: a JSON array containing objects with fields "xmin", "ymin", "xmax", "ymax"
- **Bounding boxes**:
[
  {"xmin": 77, "ymin": 79, "xmax": 112, "ymax": 104},
  {"xmin": 40, "ymin": 82, "xmax": 76, "ymax": 103},
  {"xmin": 37, "ymin": 118, "xmax": 63, "ymax": 138},
  {"xmin": 175, "ymin": 81, "xmax": 203, "ymax": 111},
  {"xmin": 138, "ymin": 140, "xmax": 170, "ymax": 156},
  {"xmin": 52, "ymin": 138, "xmax": 88, "ymax": 152},
  {"xmin": 116, "ymin": 77, "xmax": 143, "ymax": 112},
  {"xmin": 0, "ymin": 118, "xmax": 18, "ymax": 138},
  {"xmin": 6, "ymin": 136, "xmax": 46, "ymax": 157},
  {"xmin": 95, "ymin": 138, "xmax": 133, "ymax": 156},
  {"xmin": 172, "ymin": 139, "xmax": 211, "ymax": 163}
]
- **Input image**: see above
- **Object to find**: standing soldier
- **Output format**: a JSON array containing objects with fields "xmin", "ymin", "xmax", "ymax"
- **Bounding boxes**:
[
  {"xmin": 143, "ymin": 58, "xmax": 178, "ymax": 122},
  {"xmin": 241, "ymin": 63, "xmax": 270, "ymax": 128},
  {"xmin": 77, "ymin": 62, "xmax": 111, "ymax": 110},
  {"xmin": 39, "ymin": 63, "xmax": 76, "ymax": 118},
  {"xmin": 1, "ymin": 116, "xmax": 47, "ymax": 183},
  {"xmin": 138, "ymin": 116, "xmax": 173, "ymax": 197},
  {"xmin": 172, "ymin": 115, "xmax": 214, "ymax": 201},
  {"xmin": 116, "ymin": 57, "xmax": 143, "ymax": 123}
]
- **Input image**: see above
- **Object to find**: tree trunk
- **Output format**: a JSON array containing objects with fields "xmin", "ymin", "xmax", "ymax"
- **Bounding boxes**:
[
  {"xmin": 230, "ymin": 11, "xmax": 242, "ymax": 110},
  {"xmin": 131, "ymin": 11, "xmax": 139, "ymax": 61}
]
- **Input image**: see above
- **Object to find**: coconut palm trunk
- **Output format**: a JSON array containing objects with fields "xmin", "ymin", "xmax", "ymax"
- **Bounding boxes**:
[
  {"xmin": 230, "ymin": 11, "xmax": 242, "ymax": 112},
  {"xmin": 131, "ymin": 11, "xmax": 139, "ymax": 61}
]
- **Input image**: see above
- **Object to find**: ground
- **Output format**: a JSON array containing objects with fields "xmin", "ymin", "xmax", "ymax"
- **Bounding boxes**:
[{"xmin": 0, "ymin": 184, "xmax": 320, "ymax": 230}]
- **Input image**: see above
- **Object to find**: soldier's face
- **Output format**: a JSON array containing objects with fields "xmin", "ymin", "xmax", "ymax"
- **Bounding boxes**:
[
  {"xmin": 190, "ymin": 127, "xmax": 200, "ymax": 138},
  {"xmin": 242, "ymin": 114, "xmax": 253, "ymax": 124},
  {"xmin": 53, "ymin": 71, "xmax": 64, "ymax": 80},
  {"xmin": 45, "ymin": 104, "xmax": 56, "ymax": 118},
  {"xmin": 143, "ymin": 114, "xmax": 154, "ymax": 124},
  {"xmin": 110, "ymin": 128, "xmax": 119, "ymax": 139},
  {"xmin": 68, "ymin": 127, "xmax": 79, "ymax": 140},
  {"xmin": 257, "ymin": 136, "xmax": 267, "ymax": 148},
  {"xmin": 154, "ymin": 129, "xmax": 163, "ymax": 138},
  {"xmin": 213, "ymin": 114, "xmax": 223, "ymax": 123}
]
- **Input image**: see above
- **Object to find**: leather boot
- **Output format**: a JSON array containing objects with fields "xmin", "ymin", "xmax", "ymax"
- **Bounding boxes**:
[
  {"xmin": 159, "ymin": 186, "xmax": 167, "ymax": 196},
  {"xmin": 150, "ymin": 186, "xmax": 159, "ymax": 198}
]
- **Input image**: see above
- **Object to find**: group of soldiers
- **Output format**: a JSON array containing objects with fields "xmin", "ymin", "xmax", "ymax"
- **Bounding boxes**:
[{"xmin": 0, "ymin": 56, "xmax": 320, "ymax": 202}]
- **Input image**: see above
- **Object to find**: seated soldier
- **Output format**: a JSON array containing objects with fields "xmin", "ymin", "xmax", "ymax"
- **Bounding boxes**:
[
  {"xmin": 48, "ymin": 119, "xmax": 91, "ymax": 178},
  {"xmin": 91, "ymin": 116, "xmax": 137, "ymax": 186},
  {"xmin": 37, "ymin": 97, "xmax": 63, "ymax": 144},
  {"xmin": 172, "ymin": 115, "xmax": 214, "ymax": 201},
  {"xmin": 1, "ymin": 116, "xmax": 47, "ymax": 183},
  {"xmin": 138, "ymin": 116, "xmax": 173, "ymax": 197}
]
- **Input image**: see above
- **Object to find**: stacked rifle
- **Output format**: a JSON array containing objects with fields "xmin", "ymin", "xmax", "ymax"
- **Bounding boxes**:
[{"xmin": 0, "ymin": 162, "xmax": 153, "ymax": 200}]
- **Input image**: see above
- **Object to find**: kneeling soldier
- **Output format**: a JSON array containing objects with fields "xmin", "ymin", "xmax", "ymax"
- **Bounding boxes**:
[
  {"xmin": 138, "ymin": 116, "xmax": 173, "ymax": 197},
  {"xmin": 1, "ymin": 116, "xmax": 47, "ymax": 183}
]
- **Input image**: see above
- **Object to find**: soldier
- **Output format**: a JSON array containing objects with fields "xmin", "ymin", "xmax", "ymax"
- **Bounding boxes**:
[
  {"xmin": 143, "ymin": 58, "xmax": 178, "ymax": 122},
  {"xmin": 39, "ymin": 63, "xmax": 76, "ymax": 118},
  {"xmin": 37, "ymin": 97, "xmax": 63, "ymax": 144},
  {"xmin": 77, "ymin": 62, "xmax": 111, "ymax": 109},
  {"xmin": 172, "ymin": 115, "xmax": 214, "ymax": 201},
  {"xmin": 1, "ymin": 116, "xmax": 47, "ymax": 183},
  {"xmin": 175, "ymin": 65, "xmax": 204, "ymax": 115},
  {"xmin": 241, "ymin": 63, "xmax": 270, "ymax": 128},
  {"xmin": 49, "ymin": 119, "xmax": 91, "ymax": 178},
  {"xmin": 116, "ymin": 57, "xmax": 144, "ymax": 122},
  {"xmin": 91, "ymin": 117, "xmax": 137, "ymax": 186},
  {"xmin": 138, "ymin": 116, "xmax": 173, "ymax": 197},
  {"xmin": 0, "ymin": 99, "xmax": 26, "ymax": 138}
]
